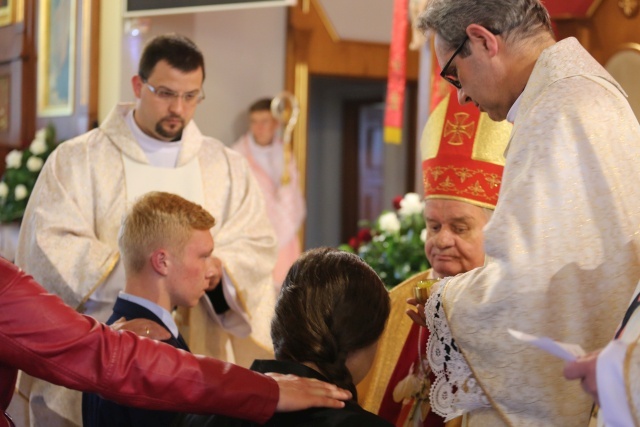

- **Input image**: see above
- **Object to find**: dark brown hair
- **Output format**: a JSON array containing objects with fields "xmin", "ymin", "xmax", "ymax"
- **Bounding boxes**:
[
  {"xmin": 138, "ymin": 34, "xmax": 205, "ymax": 81},
  {"xmin": 271, "ymin": 247, "xmax": 390, "ymax": 398},
  {"xmin": 249, "ymin": 98, "xmax": 272, "ymax": 113}
]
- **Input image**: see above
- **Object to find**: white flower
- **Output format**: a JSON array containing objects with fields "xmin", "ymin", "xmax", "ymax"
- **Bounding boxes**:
[
  {"xmin": 398, "ymin": 192, "xmax": 424, "ymax": 217},
  {"xmin": 5, "ymin": 150, "xmax": 22, "ymax": 169},
  {"xmin": 14, "ymin": 184, "xmax": 28, "ymax": 201},
  {"xmin": 26, "ymin": 156, "xmax": 44, "ymax": 172},
  {"xmin": 420, "ymin": 228, "xmax": 427, "ymax": 243},
  {"xmin": 379, "ymin": 212, "xmax": 401, "ymax": 233},
  {"xmin": 30, "ymin": 129, "xmax": 48, "ymax": 155},
  {"xmin": 0, "ymin": 182, "xmax": 8, "ymax": 199}
]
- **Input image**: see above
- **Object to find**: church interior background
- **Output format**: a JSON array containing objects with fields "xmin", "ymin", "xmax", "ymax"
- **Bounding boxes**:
[{"xmin": 0, "ymin": 0, "xmax": 639, "ymax": 257}]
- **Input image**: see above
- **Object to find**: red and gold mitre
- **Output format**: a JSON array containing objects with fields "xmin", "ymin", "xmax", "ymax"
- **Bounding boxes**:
[{"xmin": 421, "ymin": 86, "xmax": 512, "ymax": 209}]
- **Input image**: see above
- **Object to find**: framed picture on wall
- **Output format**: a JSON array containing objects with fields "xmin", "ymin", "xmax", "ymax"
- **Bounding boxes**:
[
  {"xmin": 0, "ymin": 0, "xmax": 13, "ymax": 26},
  {"xmin": 0, "ymin": 74, "xmax": 9, "ymax": 133},
  {"xmin": 37, "ymin": 0, "xmax": 77, "ymax": 117},
  {"xmin": 0, "ymin": 62, "xmax": 23, "ymax": 148},
  {"xmin": 124, "ymin": 0, "xmax": 296, "ymax": 17}
]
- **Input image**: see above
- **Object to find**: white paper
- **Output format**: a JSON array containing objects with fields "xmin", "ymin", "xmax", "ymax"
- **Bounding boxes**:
[{"xmin": 507, "ymin": 329, "xmax": 586, "ymax": 361}]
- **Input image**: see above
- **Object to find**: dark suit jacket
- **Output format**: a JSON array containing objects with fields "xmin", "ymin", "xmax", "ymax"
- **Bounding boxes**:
[
  {"xmin": 176, "ymin": 360, "xmax": 394, "ymax": 427},
  {"xmin": 82, "ymin": 297, "xmax": 190, "ymax": 427}
]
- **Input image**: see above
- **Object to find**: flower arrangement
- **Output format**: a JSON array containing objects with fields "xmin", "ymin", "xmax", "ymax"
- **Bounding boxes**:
[
  {"xmin": 0, "ymin": 125, "xmax": 57, "ymax": 223},
  {"xmin": 340, "ymin": 192, "xmax": 430, "ymax": 289}
]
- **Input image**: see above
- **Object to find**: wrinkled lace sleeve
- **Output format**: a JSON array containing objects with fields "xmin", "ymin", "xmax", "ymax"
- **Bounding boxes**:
[{"xmin": 425, "ymin": 279, "xmax": 491, "ymax": 421}]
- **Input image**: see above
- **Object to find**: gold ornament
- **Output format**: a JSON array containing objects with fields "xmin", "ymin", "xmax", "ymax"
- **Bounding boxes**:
[
  {"xmin": 619, "ymin": 0, "xmax": 640, "ymax": 18},
  {"xmin": 271, "ymin": 92, "xmax": 300, "ymax": 185}
]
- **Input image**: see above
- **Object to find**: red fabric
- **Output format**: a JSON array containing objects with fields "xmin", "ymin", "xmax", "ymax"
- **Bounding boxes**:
[
  {"xmin": 0, "ymin": 258, "xmax": 278, "ymax": 427},
  {"xmin": 377, "ymin": 324, "xmax": 444, "ymax": 426},
  {"xmin": 384, "ymin": 0, "xmax": 408, "ymax": 144},
  {"xmin": 422, "ymin": 84, "xmax": 503, "ymax": 207}
]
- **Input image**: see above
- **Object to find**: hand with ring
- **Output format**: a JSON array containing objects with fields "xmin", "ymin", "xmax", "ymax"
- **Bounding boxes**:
[{"xmin": 110, "ymin": 317, "xmax": 171, "ymax": 341}]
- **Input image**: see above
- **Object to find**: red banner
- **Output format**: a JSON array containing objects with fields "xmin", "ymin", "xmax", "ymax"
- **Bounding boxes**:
[{"xmin": 383, "ymin": 0, "xmax": 408, "ymax": 145}]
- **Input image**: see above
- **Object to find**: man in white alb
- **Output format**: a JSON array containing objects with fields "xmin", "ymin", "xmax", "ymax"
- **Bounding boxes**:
[{"xmin": 15, "ymin": 34, "xmax": 277, "ymax": 427}]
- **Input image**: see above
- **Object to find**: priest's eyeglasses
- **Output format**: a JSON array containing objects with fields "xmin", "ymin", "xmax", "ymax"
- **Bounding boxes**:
[
  {"xmin": 143, "ymin": 80, "xmax": 205, "ymax": 105},
  {"xmin": 439, "ymin": 36, "xmax": 469, "ymax": 89}
]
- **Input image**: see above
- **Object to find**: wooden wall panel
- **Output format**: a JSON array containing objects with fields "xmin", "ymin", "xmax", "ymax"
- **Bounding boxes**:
[
  {"xmin": 555, "ymin": 0, "xmax": 640, "ymax": 65},
  {"xmin": 0, "ymin": 0, "xmax": 99, "ymax": 177},
  {"xmin": 287, "ymin": 0, "xmax": 419, "ymax": 81},
  {"xmin": 35, "ymin": 0, "xmax": 100, "ymax": 142},
  {"xmin": 0, "ymin": 2, "xmax": 36, "ymax": 177}
]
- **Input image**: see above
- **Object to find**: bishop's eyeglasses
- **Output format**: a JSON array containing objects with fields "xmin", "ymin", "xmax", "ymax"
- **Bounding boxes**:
[
  {"xmin": 440, "ymin": 28, "xmax": 501, "ymax": 89},
  {"xmin": 439, "ymin": 36, "xmax": 469, "ymax": 89}
]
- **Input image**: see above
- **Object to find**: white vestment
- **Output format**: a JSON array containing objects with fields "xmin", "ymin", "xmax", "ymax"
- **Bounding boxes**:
[
  {"xmin": 232, "ymin": 134, "xmax": 306, "ymax": 288},
  {"xmin": 426, "ymin": 37, "xmax": 640, "ymax": 426},
  {"xmin": 596, "ymin": 279, "xmax": 640, "ymax": 426},
  {"xmin": 14, "ymin": 103, "xmax": 278, "ymax": 426}
]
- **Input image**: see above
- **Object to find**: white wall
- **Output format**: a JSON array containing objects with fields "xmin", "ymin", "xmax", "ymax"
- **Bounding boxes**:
[{"xmin": 101, "ymin": 5, "xmax": 287, "ymax": 146}]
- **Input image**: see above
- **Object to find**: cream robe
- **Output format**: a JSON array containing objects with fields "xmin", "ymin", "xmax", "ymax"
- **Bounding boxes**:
[
  {"xmin": 427, "ymin": 38, "xmax": 640, "ymax": 426},
  {"xmin": 14, "ymin": 103, "xmax": 278, "ymax": 426}
]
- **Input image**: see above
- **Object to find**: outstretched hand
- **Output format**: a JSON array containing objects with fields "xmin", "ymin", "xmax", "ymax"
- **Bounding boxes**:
[
  {"xmin": 111, "ymin": 317, "xmax": 171, "ymax": 341},
  {"xmin": 563, "ymin": 349, "xmax": 601, "ymax": 405},
  {"xmin": 266, "ymin": 372, "xmax": 352, "ymax": 412},
  {"xmin": 206, "ymin": 256, "xmax": 223, "ymax": 291},
  {"xmin": 406, "ymin": 297, "xmax": 427, "ymax": 328}
]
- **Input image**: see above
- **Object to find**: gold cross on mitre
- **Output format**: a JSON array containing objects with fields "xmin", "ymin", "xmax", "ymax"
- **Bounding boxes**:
[{"xmin": 444, "ymin": 112, "xmax": 476, "ymax": 146}]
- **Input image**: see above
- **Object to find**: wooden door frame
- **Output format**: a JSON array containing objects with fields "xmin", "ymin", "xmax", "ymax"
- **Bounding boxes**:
[{"xmin": 341, "ymin": 97, "xmax": 383, "ymax": 243}]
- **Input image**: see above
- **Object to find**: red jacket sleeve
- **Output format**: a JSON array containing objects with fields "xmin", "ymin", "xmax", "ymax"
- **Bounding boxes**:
[{"xmin": 0, "ymin": 258, "xmax": 278, "ymax": 423}]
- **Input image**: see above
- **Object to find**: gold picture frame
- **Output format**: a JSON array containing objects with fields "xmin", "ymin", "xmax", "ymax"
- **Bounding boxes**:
[
  {"xmin": 124, "ymin": 0, "xmax": 296, "ymax": 17},
  {"xmin": 0, "ymin": 0, "xmax": 14, "ymax": 27},
  {"xmin": 0, "ymin": 74, "xmax": 9, "ymax": 133},
  {"xmin": 37, "ymin": 0, "xmax": 77, "ymax": 117}
]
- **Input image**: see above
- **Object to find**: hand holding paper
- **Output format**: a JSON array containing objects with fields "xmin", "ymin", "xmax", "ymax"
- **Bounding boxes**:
[{"xmin": 508, "ymin": 329, "xmax": 585, "ymax": 361}]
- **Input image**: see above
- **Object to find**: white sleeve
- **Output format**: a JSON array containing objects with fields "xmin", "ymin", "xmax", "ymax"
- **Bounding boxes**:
[
  {"xmin": 200, "ymin": 268, "xmax": 251, "ymax": 338},
  {"xmin": 597, "ymin": 339, "xmax": 634, "ymax": 427},
  {"xmin": 425, "ymin": 279, "xmax": 490, "ymax": 421}
]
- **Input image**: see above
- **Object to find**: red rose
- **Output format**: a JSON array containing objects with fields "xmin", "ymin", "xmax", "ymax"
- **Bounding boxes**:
[
  {"xmin": 348, "ymin": 236, "xmax": 360, "ymax": 250},
  {"xmin": 357, "ymin": 228, "xmax": 372, "ymax": 243},
  {"xmin": 392, "ymin": 195, "xmax": 403, "ymax": 210}
]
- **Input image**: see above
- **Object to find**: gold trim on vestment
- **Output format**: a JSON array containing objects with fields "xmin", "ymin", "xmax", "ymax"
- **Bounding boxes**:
[
  {"xmin": 76, "ymin": 252, "xmax": 120, "ymax": 312},
  {"xmin": 624, "ymin": 339, "xmax": 640, "ymax": 426},
  {"xmin": 424, "ymin": 195, "xmax": 499, "ymax": 211},
  {"xmin": 360, "ymin": 270, "xmax": 432, "ymax": 412},
  {"xmin": 441, "ymin": 279, "xmax": 514, "ymax": 426}
]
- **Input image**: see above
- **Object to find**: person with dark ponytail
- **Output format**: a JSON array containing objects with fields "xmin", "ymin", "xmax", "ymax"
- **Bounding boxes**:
[{"xmin": 177, "ymin": 247, "xmax": 393, "ymax": 427}]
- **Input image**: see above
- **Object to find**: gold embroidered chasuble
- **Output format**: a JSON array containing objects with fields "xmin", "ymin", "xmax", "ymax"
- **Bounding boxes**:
[
  {"xmin": 359, "ymin": 269, "xmax": 460, "ymax": 427},
  {"xmin": 14, "ymin": 103, "xmax": 277, "ymax": 425},
  {"xmin": 429, "ymin": 38, "xmax": 640, "ymax": 426},
  {"xmin": 359, "ymin": 271, "xmax": 433, "ymax": 420}
]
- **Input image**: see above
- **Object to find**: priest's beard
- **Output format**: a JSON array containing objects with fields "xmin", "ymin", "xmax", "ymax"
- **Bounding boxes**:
[{"xmin": 156, "ymin": 116, "xmax": 185, "ymax": 141}]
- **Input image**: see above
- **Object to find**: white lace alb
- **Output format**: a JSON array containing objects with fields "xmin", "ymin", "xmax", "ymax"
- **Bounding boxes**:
[{"xmin": 425, "ymin": 281, "xmax": 491, "ymax": 421}]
